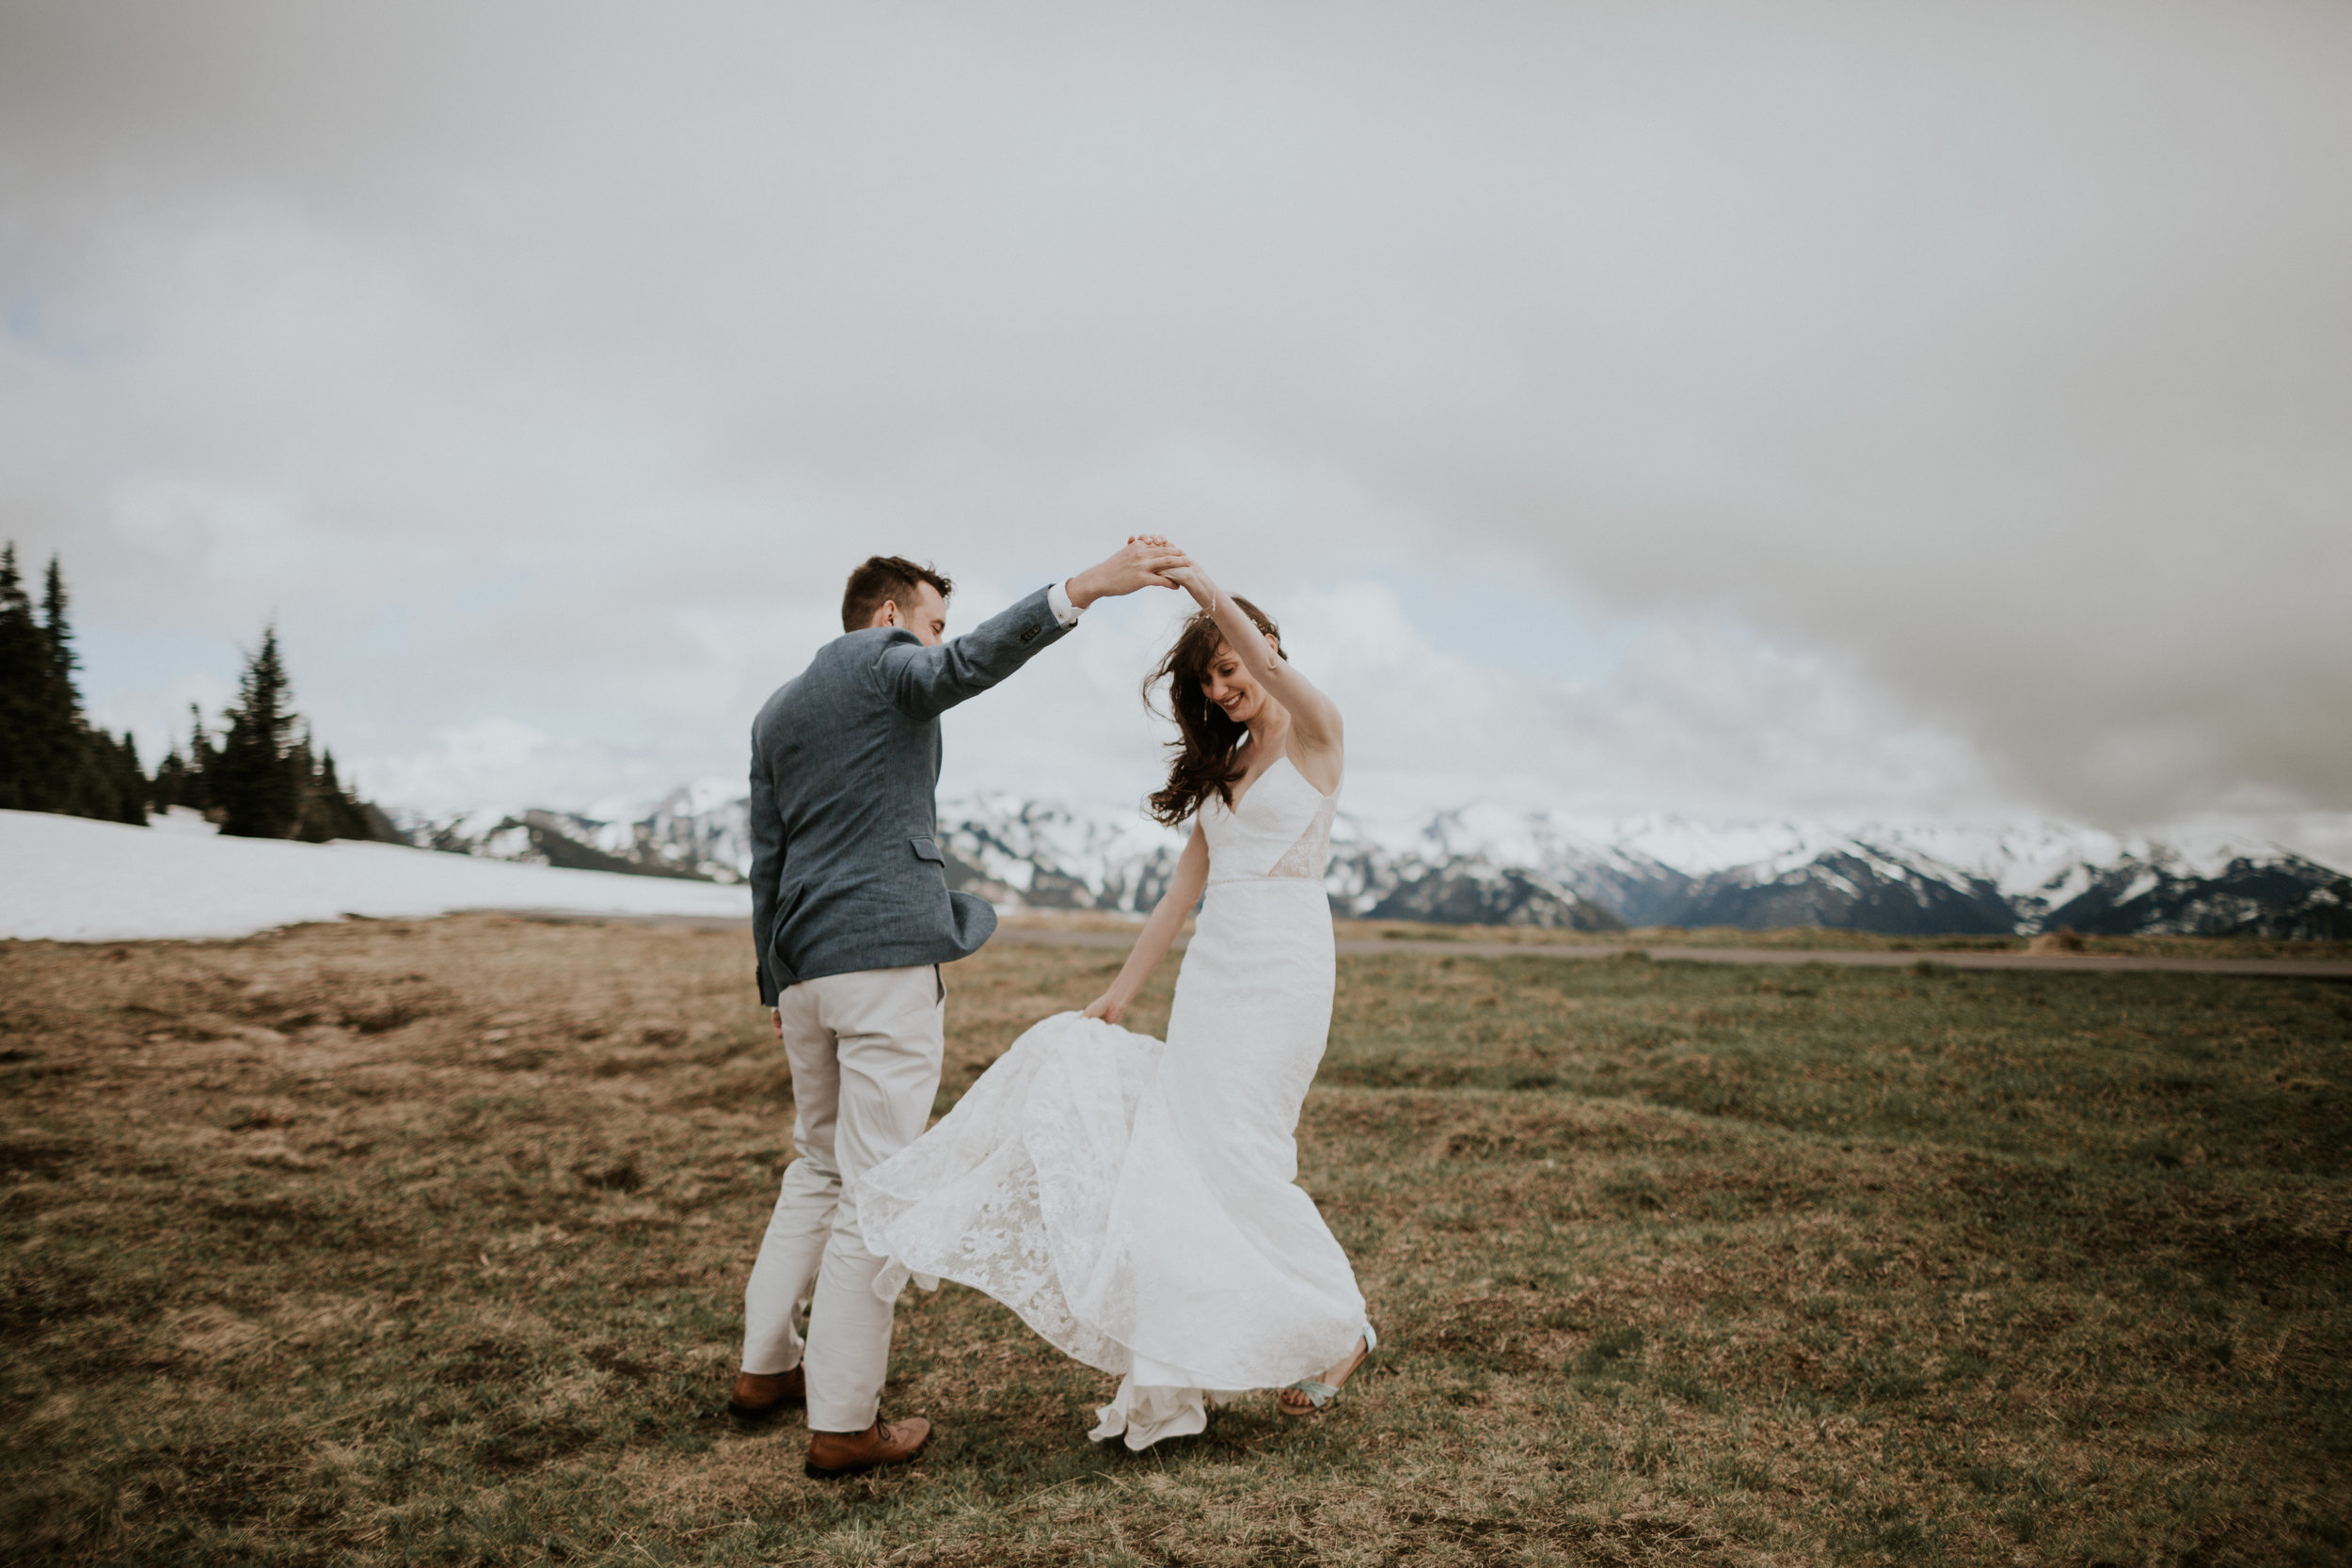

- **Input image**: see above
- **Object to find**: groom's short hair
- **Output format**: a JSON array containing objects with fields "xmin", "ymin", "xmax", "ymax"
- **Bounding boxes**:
[{"xmin": 841, "ymin": 556, "xmax": 955, "ymax": 632}]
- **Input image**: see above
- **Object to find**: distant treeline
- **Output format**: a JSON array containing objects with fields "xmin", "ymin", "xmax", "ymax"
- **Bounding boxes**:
[{"xmin": 0, "ymin": 543, "xmax": 396, "ymax": 842}]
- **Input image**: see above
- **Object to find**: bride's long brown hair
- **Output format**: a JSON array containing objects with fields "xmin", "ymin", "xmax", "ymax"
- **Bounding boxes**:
[{"xmin": 1145, "ymin": 596, "xmax": 1285, "ymax": 827}]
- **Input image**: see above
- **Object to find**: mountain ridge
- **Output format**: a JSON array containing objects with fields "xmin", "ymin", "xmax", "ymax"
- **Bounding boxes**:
[{"xmin": 391, "ymin": 788, "xmax": 2352, "ymax": 941}]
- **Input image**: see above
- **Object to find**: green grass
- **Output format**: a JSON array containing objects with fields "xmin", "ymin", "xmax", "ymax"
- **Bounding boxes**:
[{"xmin": 2, "ymin": 915, "xmax": 2348, "ymax": 1565}]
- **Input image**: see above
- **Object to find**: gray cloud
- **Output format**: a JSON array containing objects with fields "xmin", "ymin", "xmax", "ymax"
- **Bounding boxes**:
[{"xmin": 3, "ymin": 1, "xmax": 2345, "ymax": 829}]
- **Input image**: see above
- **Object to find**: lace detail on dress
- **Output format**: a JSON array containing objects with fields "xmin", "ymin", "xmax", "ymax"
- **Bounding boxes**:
[
  {"xmin": 1265, "ymin": 793, "xmax": 1335, "ymax": 879},
  {"xmin": 854, "ymin": 1014, "xmax": 1154, "ymax": 1375}
]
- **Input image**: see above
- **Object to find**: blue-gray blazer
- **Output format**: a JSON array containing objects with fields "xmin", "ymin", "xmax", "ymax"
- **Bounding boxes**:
[{"xmin": 749, "ymin": 586, "xmax": 1072, "ymax": 1003}]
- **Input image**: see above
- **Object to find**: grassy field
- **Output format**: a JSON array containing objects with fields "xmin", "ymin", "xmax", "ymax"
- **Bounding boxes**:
[
  {"xmin": 1328, "ymin": 919, "xmax": 2352, "ymax": 962},
  {"xmin": 4, "ymin": 913, "xmax": 2349, "ymax": 1566},
  {"xmin": 1007, "ymin": 910, "xmax": 2352, "ymax": 962}
]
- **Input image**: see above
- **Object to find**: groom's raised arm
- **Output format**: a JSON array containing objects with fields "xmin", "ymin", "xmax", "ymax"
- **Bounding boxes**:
[
  {"xmin": 869, "ymin": 587, "xmax": 1073, "ymax": 721},
  {"xmin": 869, "ymin": 540, "xmax": 1190, "ymax": 721}
]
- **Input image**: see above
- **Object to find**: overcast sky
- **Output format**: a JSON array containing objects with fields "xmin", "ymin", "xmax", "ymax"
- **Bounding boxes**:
[{"xmin": 4, "ymin": 2, "xmax": 2346, "ymax": 853}]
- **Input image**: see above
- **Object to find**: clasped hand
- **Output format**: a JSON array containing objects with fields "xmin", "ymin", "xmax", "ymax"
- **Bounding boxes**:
[{"xmin": 1068, "ymin": 535, "xmax": 1193, "ymax": 608}]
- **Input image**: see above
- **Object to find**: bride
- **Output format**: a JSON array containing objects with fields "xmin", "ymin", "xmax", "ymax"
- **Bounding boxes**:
[{"xmin": 855, "ymin": 545, "xmax": 1375, "ymax": 1449}]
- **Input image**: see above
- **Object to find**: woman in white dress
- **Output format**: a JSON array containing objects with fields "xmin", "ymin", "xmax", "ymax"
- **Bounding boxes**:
[{"xmin": 856, "ymin": 551, "xmax": 1375, "ymax": 1449}]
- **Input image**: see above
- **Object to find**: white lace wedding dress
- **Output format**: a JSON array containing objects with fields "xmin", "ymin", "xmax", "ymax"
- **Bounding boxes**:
[{"xmin": 856, "ymin": 754, "xmax": 1367, "ymax": 1449}]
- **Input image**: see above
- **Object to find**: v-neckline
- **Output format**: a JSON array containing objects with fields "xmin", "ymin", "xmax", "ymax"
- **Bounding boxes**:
[{"xmin": 1226, "ymin": 752, "xmax": 1295, "ymax": 816}]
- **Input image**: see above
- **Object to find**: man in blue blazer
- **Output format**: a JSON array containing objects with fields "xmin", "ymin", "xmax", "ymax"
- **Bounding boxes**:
[{"xmin": 732, "ymin": 540, "xmax": 1188, "ymax": 1479}]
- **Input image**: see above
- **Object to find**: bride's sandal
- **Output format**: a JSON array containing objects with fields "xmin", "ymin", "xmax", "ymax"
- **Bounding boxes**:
[{"xmin": 1278, "ymin": 1323, "xmax": 1376, "ymax": 1418}]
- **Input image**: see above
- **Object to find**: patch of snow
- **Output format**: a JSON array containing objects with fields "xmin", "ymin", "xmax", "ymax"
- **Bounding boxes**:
[{"xmin": 0, "ymin": 809, "xmax": 750, "ymax": 943}]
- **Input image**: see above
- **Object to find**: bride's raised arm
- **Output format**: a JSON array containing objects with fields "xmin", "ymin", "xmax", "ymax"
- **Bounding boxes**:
[
  {"xmin": 1168, "ymin": 559, "xmax": 1343, "ymax": 762},
  {"xmin": 1083, "ymin": 823, "xmax": 1210, "ymax": 1024}
]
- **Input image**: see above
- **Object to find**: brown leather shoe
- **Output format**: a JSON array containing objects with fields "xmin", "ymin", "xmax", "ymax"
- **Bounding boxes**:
[
  {"xmin": 727, "ymin": 1365, "xmax": 805, "ymax": 1421},
  {"xmin": 803, "ymin": 1417, "xmax": 932, "ymax": 1480}
]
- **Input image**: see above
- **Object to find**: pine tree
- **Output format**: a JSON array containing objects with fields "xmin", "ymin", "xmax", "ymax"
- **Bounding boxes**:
[
  {"xmin": 150, "ymin": 705, "xmax": 217, "ymax": 816},
  {"xmin": 0, "ymin": 544, "xmax": 42, "ymax": 809},
  {"xmin": 40, "ymin": 559, "xmax": 141, "ymax": 823},
  {"xmin": 29, "ymin": 554, "xmax": 88, "ymax": 808},
  {"xmin": 185, "ymin": 705, "xmax": 219, "ymax": 811},
  {"xmin": 117, "ymin": 731, "xmax": 144, "ymax": 823},
  {"xmin": 0, "ymin": 544, "xmax": 138, "ymax": 819},
  {"xmin": 40, "ymin": 556, "xmax": 72, "ymax": 678},
  {"xmin": 91, "ymin": 728, "xmax": 145, "ymax": 825},
  {"xmin": 314, "ymin": 747, "xmax": 373, "ymax": 841},
  {"xmin": 215, "ymin": 626, "xmax": 304, "ymax": 838},
  {"xmin": 289, "ymin": 726, "xmax": 328, "ymax": 842},
  {"xmin": 148, "ymin": 746, "xmax": 185, "ymax": 813}
]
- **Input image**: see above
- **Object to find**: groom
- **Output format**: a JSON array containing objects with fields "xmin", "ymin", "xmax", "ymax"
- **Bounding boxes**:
[{"xmin": 731, "ymin": 541, "xmax": 1187, "ymax": 1480}]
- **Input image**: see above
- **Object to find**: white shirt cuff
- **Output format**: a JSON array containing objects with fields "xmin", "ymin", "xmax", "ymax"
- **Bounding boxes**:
[{"xmin": 1047, "ymin": 579, "xmax": 1083, "ymax": 627}]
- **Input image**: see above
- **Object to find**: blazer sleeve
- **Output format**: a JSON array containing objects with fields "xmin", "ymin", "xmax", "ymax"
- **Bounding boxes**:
[
  {"xmin": 747, "ymin": 733, "xmax": 787, "ymax": 1006},
  {"xmin": 870, "ymin": 586, "xmax": 1073, "ymax": 721}
]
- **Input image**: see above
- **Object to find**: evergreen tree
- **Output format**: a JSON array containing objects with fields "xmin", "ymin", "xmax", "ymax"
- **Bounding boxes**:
[
  {"xmin": 0, "ymin": 544, "xmax": 141, "ymax": 821},
  {"xmin": 149, "ymin": 705, "xmax": 217, "ymax": 815},
  {"xmin": 289, "ymin": 726, "xmax": 326, "ymax": 842},
  {"xmin": 40, "ymin": 556, "xmax": 71, "ymax": 676},
  {"xmin": 214, "ymin": 626, "xmax": 305, "ymax": 838},
  {"xmin": 310, "ymin": 747, "xmax": 374, "ymax": 841},
  {"xmin": 183, "ymin": 705, "xmax": 220, "ymax": 811},
  {"xmin": 149, "ymin": 749, "xmax": 179, "ymax": 811},
  {"xmin": 273, "ymin": 725, "xmax": 364, "ymax": 843},
  {"xmin": 149, "ymin": 744, "xmax": 190, "ymax": 814},
  {"xmin": 40, "ymin": 560, "xmax": 143, "ymax": 824},
  {"xmin": 87, "ymin": 728, "xmax": 146, "ymax": 825},
  {"xmin": 0, "ymin": 544, "xmax": 43, "ymax": 809},
  {"xmin": 27, "ymin": 554, "xmax": 87, "ymax": 806}
]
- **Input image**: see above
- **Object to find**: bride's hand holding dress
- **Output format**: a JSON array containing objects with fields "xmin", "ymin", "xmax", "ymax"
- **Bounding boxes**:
[{"xmin": 1083, "ymin": 820, "xmax": 1207, "ymax": 1027}]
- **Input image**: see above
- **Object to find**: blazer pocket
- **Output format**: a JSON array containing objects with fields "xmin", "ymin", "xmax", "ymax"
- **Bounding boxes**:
[{"xmin": 910, "ymin": 836, "xmax": 945, "ymax": 863}]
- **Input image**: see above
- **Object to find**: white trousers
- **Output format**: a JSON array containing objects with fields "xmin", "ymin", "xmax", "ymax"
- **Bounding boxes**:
[{"xmin": 739, "ymin": 963, "xmax": 944, "ymax": 1433}]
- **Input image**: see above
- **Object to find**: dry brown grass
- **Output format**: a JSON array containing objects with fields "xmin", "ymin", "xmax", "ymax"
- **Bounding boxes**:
[{"xmin": 3, "ymin": 914, "xmax": 2349, "ymax": 1566}]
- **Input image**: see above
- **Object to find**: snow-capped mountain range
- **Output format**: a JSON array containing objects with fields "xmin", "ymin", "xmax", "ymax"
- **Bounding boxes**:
[{"xmin": 392, "ymin": 786, "xmax": 2352, "ymax": 941}]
